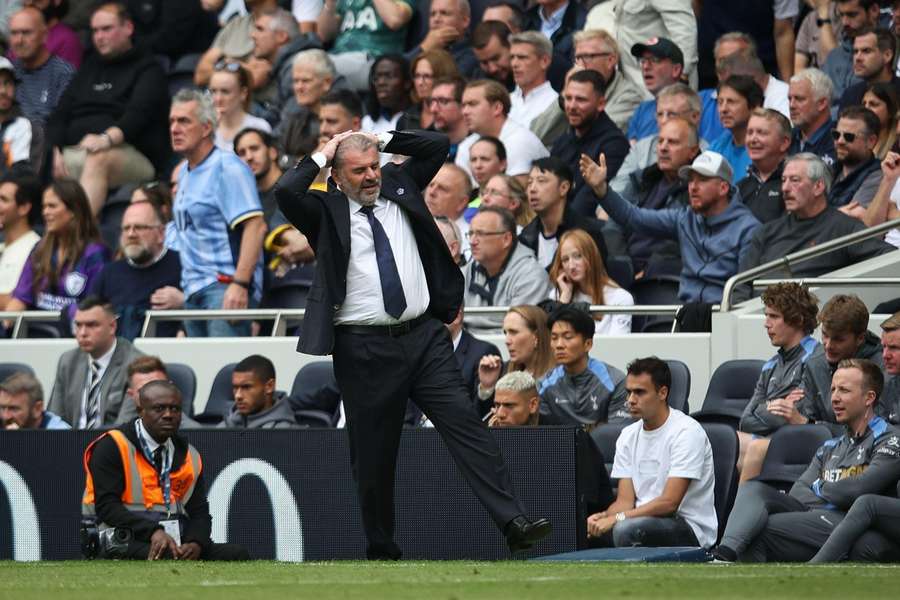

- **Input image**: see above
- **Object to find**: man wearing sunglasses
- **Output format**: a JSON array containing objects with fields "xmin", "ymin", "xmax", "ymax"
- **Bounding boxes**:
[{"xmin": 829, "ymin": 106, "xmax": 883, "ymax": 215}]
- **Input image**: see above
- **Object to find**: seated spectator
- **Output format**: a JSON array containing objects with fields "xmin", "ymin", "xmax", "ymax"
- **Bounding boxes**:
[
  {"xmin": 524, "ymin": 0, "xmax": 585, "ymax": 69},
  {"xmin": 17, "ymin": 0, "xmax": 82, "ymax": 68},
  {"xmin": 471, "ymin": 20, "xmax": 515, "ymax": 91},
  {"xmin": 434, "ymin": 215, "xmax": 463, "ymax": 265},
  {"xmin": 447, "ymin": 303, "xmax": 501, "ymax": 406},
  {"xmin": 464, "ymin": 207, "xmax": 553, "ymax": 333},
  {"xmin": 863, "ymin": 148, "xmax": 900, "ymax": 246},
  {"xmin": 130, "ymin": 181, "xmax": 173, "ymax": 222},
  {"xmin": 404, "ymin": 49, "xmax": 460, "ymax": 130},
  {"xmin": 488, "ymin": 370, "xmax": 540, "ymax": 427},
  {"xmin": 571, "ymin": 29, "xmax": 644, "ymax": 133},
  {"xmin": 209, "ymin": 62, "xmax": 272, "ymax": 152},
  {"xmin": 830, "ymin": 106, "xmax": 883, "ymax": 214},
  {"xmin": 0, "ymin": 58, "xmax": 35, "ymax": 173},
  {"xmin": 426, "ymin": 163, "xmax": 473, "ymax": 255},
  {"xmin": 548, "ymin": 229, "xmax": 633, "ymax": 335},
  {"xmin": 880, "ymin": 313, "xmax": 900, "ymax": 422},
  {"xmin": 839, "ymin": 27, "xmax": 900, "ymax": 111},
  {"xmin": 477, "ymin": 304, "xmax": 554, "ymax": 416},
  {"xmin": 481, "ymin": 173, "xmax": 533, "ymax": 230},
  {"xmin": 219, "ymin": 354, "xmax": 299, "ymax": 429},
  {"xmin": 794, "ymin": 0, "xmax": 841, "ymax": 71},
  {"xmin": 278, "ymin": 49, "xmax": 337, "ymax": 161},
  {"xmin": 9, "ymin": 7, "xmax": 75, "ymax": 125},
  {"xmin": 89, "ymin": 201, "xmax": 183, "ymax": 341},
  {"xmin": 802, "ymin": 294, "xmax": 884, "ymax": 431},
  {"xmin": 863, "ymin": 82, "xmax": 899, "ymax": 159},
  {"xmin": 738, "ymin": 108, "xmax": 791, "ymax": 223},
  {"xmin": 429, "ymin": 76, "xmax": 469, "ymax": 162},
  {"xmin": 469, "ymin": 136, "xmax": 508, "ymax": 202},
  {"xmin": 456, "ymin": 79, "xmax": 549, "ymax": 184},
  {"xmin": 126, "ymin": 0, "xmax": 217, "ymax": 65},
  {"xmin": 508, "ymin": 31, "xmax": 557, "ymax": 130},
  {"xmin": 195, "ymin": 0, "xmax": 279, "ymax": 88},
  {"xmin": 317, "ymin": 0, "xmax": 412, "ymax": 92},
  {"xmin": 712, "ymin": 359, "xmax": 900, "ymax": 563},
  {"xmin": 607, "ymin": 118, "xmax": 700, "ymax": 279},
  {"xmin": 167, "ymin": 89, "xmax": 266, "ymax": 337},
  {"xmin": 48, "ymin": 2, "xmax": 169, "ymax": 215},
  {"xmin": 406, "ymin": 0, "xmax": 478, "ymax": 78},
  {"xmin": 735, "ymin": 153, "xmax": 894, "ymax": 303},
  {"xmin": 1, "ymin": 371, "xmax": 69, "ymax": 429},
  {"xmin": 249, "ymin": 7, "xmax": 317, "ymax": 115},
  {"xmin": 737, "ymin": 282, "xmax": 822, "ymax": 482},
  {"xmin": 539, "ymin": 305, "xmax": 628, "ymax": 426},
  {"xmin": 307, "ymin": 88, "xmax": 363, "ymax": 188},
  {"xmin": 552, "ymin": 70, "xmax": 629, "ymax": 217},
  {"xmin": 520, "ymin": 156, "xmax": 608, "ymax": 268},
  {"xmin": 712, "ymin": 35, "xmax": 790, "ymax": 118},
  {"xmin": 709, "ymin": 75, "xmax": 765, "ymax": 184},
  {"xmin": 362, "ymin": 55, "xmax": 412, "ymax": 136},
  {"xmin": 789, "ymin": 68, "xmax": 837, "ymax": 168},
  {"xmin": 47, "ymin": 296, "xmax": 144, "ymax": 428},
  {"xmin": 0, "ymin": 173, "xmax": 41, "ymax": 308},
  {"xmin": 609, "ymin": 83, "xmax": 705, "ymax": 200},
  {"xmin": 627, "ymin": 37, "xmax": 687, "ymax": 143},
  {"xmin": 125, "ymin": 355, "xmax": 201, "ymax": 429},
  {"xmin": 581, "ymin": 150, "xmax": 760, "ymax": 304},
  {"xmin": 6, "ymin": 179, "xmax": 109, "ymax": 327},
  {"xmin": 586, "ymin": 357, "xmax": 717, "ymax": 549},
  {"xmin": 823, "ymin": 0, "xmax": 882, "ymax": 105}
]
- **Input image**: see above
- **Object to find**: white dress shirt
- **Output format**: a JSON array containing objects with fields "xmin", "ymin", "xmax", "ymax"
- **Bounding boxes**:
[
  {"xmin": 77, "ymin": 339, "xmax": 117, "ymax": 429},
  {"xmin": 509, "ymin": 81, "xmax": 558, "ymax": 129},
  {"xmin": 764, "ymin": 76, "xmax": 790, "ymax": 120}
]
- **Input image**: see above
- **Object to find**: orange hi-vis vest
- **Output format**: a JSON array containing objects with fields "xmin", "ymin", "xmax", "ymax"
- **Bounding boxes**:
[{"xmin": 82, "ymin": 429, "xmax": 202, "ymax": 522}]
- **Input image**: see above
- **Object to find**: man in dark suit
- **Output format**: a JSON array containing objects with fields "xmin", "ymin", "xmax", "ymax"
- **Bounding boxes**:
[
  {"xmin": 274, "ymin": 128, "xmax": 551, "ymax": 559},
  {"xmin": 48, "ymin": 295, "xmax": 144, "ymax": 428}
]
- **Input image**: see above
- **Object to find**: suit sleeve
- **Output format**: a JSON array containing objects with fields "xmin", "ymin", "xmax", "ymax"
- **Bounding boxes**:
[
  {"xmin": 384, "ymin": 130, "xmax": 450, "ymax": 192},
  {"xmin": 47, "ymin": 356, "xmax": 72, "ymax": 426},
  {"xmin": 814, "ymin": 434, "xmax": 900, "ymax": 510},
  {"xmin": 89, "ymin": 436, "xmax": 163, "ymax": 542},
  {"xmin": 273, "ymin": 158, "xmax": 325, "ymax": 249}
]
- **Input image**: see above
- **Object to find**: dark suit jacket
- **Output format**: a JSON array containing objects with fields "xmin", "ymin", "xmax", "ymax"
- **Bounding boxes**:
[
  {"xmin": 48, "ymin": 337, "xmax": 144, "ymax": 427},
  {"xmin": 87, "ymin": 421, "xmax": 212, "ymax": 546},
  {"xmin": 455, "ymin": 330, "xmax": 501, "ymax": 400},
  {"xmin": 524, "ymin": 1, "xmax": 586, "ymax": 67},
  {"xmin": 274, "ymin": 130, "xmax": 461, "ymax": 355}
]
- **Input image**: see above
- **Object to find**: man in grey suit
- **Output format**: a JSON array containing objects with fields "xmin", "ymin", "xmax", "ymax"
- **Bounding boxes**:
[{"xmin": 48, "ymin": 296, "xmax": 144, "ymax": 428}]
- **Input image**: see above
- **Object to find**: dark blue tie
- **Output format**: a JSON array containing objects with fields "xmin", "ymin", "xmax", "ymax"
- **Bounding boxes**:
[{"xmin": 359, "ymin": 205, "xmax": 407, "ymax": 319}]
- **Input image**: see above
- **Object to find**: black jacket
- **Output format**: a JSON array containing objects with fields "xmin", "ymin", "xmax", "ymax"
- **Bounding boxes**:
[
  {"xmin": 47, "ymin": 45, "xmax": 169, "ymax": 169},
  {"xmin": 524, "ymin": 1, "xmax": 586, "ymax": 67},
  {"xmin": 274, "ymin": 130, "xmax": 460, "ymax": 355},
  {"xmin": 738, "ymin": 161, "xmax": 786, "ymax": 224},
  {"xmin": 126, "ymin": 0, "xmax": 218, "ymax": 61},
  {"xmin": 519, "ymin": 206, "xmax": 609, "ymax": 266},
  {"xmin": 829, "ymin": 156, "xmax": 882, "ymax": 208},
  {"xmin": 87, "ymin": 421, "xmax": 212, "ymax": 548},
  {"xmin": 555, "ymin": 113, "xmax": 630, "ymax": 218},
  {"xmin": 456, "ymin": 329, "xmax": 500, "ymax": 403}
]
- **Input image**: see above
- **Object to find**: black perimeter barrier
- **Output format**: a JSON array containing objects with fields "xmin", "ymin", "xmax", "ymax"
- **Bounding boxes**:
[{"xmin": 0, "ymin": 427, "xmax": 611, "ymax": 560}]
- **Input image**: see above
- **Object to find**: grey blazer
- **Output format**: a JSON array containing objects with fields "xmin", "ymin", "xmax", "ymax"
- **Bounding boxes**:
[{"xmin": 48, "ymin": 337, "xmax": 144, "ymax": 427}]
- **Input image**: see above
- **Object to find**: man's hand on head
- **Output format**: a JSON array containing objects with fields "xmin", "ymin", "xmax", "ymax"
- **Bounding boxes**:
[{"xmin": 320, "ymin": 130, "xmax": 360, "ymax": 167}]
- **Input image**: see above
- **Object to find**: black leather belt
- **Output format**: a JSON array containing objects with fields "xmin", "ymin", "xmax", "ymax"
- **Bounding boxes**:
[{"xmin": 336, "ymin": 313, "xmax": 431, "ymax": 337}]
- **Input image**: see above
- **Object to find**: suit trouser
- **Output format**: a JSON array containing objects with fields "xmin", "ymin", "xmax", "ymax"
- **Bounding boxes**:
[
  {"xmin": 332, "ymin": 317, "xmax": 526, "ymax": 559},
  {"xmin": 112, "ymin": 541, "xmax": 249, "ymax": 560},
  {"xmin": 721, "ymin": 481, "xmax": 845, "ymax": 562},
  {"xmin": 810, "ymin": 494, "xmax": 900, "ymax": 563}
]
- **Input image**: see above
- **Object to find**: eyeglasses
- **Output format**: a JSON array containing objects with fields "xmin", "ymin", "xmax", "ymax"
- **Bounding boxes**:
[
  {"xmin": 466, "ymin": 230, "xmax": 507, "ymax": 240},
  {"xmin": 639, "ymin": 56, "xmax": 667, "ymax": 66},
  {"xmin": 413, "ymin": 73, "xmax": 434, "ymax": 81},
  {"xmin": 213, "ymin": 60, "xmax": 241, "ymax": 72},
  {"xmin": 831, "ymin": 129, "xmax": 857, "ymax": 143},
  {"xmin": 121, "ymin": 224, "xmax": 162, "ymax": 233},
  {"xmin": 427, "ymin": 97, "xmax": 457, "ymax": 107},
  {"xmin": 574, "ymin": 52, "xmax": 613, "ymax": 63},
  {"xmin": 482, "ymin": 188, "xmax": 509, "ymax": 199}
]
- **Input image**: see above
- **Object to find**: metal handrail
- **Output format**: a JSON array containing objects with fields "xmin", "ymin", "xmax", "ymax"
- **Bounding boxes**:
[
  {"xmin": 0, "ymin": 310, "xmax": 62, "ymax": 339},
  {"xmin": 752, "ymin": 277, "xmax": 900, "ymax": 288},
  {"xmin": 140, "ymin": 304, "xmax": 688, "ymax": 338},
  {"xmin": 720, "ymin": 217, "xmax": 900, "ymax": 311}
]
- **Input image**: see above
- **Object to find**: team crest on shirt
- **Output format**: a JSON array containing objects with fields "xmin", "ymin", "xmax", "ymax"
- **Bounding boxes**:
[{"xmin": 65, "ymin": 271, "xmax": 87, "ymax": 296}]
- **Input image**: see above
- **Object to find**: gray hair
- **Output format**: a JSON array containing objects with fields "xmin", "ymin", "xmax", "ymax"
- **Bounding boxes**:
[
  {"xmin": 714, "ymin": 31, "xmax": 758, "ymax": 58},
  {"xmin": 261, "ymin": 7, "xmax": 300, "ymax": 40},
  {"xmin": 172, "ymin": 88, "xmax": 217, "ymax": 131},
  {"xmin": 657, "ymin": 82, "xmax": 701, "ymax": 114},
  {"xmin": 457, "ymin": 0, "xmax": 471, "ymax": 20},
  {"xmin": 333, "ymin": 133, "xmax": 378, "ymax": 173},
  {"xmin": 509, "ymin": 31, "xmax": 553, "ymax": 58},
  {"xmin": 786, "ymin": 152, "xmax": 833, "ymax": 196},
  {"xmin": 790, "ymin": 68, "xmax": 834, "ymax": 103},
  {"xmin": 573, "ymin": 29, "xmax": 618, "ymax": 56},
  {"xmin": 292, "ymin": 48, "xmax": 337, "ymax": 79},
  {"xmin": 0, "ymin": 372, "xmax": 43, "ymax": 408},
  {"xmin": 495, "ymin": 371, "xmax": 538, "ymax": 394}
]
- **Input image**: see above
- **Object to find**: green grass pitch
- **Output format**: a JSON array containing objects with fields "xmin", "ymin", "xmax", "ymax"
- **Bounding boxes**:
[{"xmin": 1, "ymin": 561, "xmax": 898, "ymax": 599}]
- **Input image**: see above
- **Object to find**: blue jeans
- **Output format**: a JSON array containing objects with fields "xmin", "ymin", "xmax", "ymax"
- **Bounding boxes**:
[{"xmin": 184, "ymin": 281, "xmax": 255, "ymax": 337}]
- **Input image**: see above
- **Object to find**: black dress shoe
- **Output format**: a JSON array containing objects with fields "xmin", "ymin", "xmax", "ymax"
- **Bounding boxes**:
[{"xmin": 504, "ymin": 516, "xmax": 552, "ymax": 554}]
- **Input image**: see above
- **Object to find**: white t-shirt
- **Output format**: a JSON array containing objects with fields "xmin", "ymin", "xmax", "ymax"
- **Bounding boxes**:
[
  {"xmin": 887, "ymin": 179, "xmax": 900, "ymax": 248},
  {"xmin": 550, "ymin": 286, "xmax": 634, "ymax": 335},
  {"xmin": 763, "ymin": 76, "xmax": 790, "ymax": 120},
  {"xmin": 455, "ymin": 118, "xmax": 550, "ymax": 183},
  {"xmin": 611, "ymin": 409, "xmax": 718, "ymax": 548},
  {"xmin": 0, "ymin": 230, "xmax": 39, "ymax": 293},
  {"xmin": 292, "ymin": 0, "xmax": 323, "ymax": 21},
  {"xmin": 214, "ymin": 113, "xmax": 272, "ymax": 152},
  {"xmin": 510, "ymin": 81, "xmax": 559, "ymax": 129},
  {"xmin": 536, "ymin": 231, "xmax": 558, "ymax": 269}
]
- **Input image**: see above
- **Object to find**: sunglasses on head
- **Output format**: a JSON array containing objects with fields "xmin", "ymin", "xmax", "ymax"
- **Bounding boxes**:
[
  {"xmin": 213, "ymin": 60, "xmax": 241, "ymax": 73},
  {"xmin": 831, "ymin": 129, "xmax": 857, "ymax": 143}
]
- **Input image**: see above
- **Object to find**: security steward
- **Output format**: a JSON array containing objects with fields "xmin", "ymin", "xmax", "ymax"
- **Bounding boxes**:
[{"xmin": 82, "ymin": 380, "xmax": 247, "ymax": 560}]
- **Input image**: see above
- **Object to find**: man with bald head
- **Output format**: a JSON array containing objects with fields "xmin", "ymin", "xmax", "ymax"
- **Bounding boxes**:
[
  {"xmin": 9, "ymin": 6, "xmax": 74, "ymax": 124},
  {"xmin": 426, "ymin": 162, "xmax": 473, "ymax": 256},
  {"xmin": 275, "ymin": 129, "xmax": 551, "ymax": 560}
]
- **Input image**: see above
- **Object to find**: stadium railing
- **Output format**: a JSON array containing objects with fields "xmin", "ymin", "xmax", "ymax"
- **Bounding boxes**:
[{"xmin": 0, "ymin": 311, "xmax": 62, "ymax": 338}]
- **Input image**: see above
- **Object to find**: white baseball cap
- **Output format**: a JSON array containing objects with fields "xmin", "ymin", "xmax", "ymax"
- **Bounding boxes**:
[
  {"xmin": 0, "ymin": 57, "xmax": 16, "ymax": 80},
  {"xmin": 678, "ymin": 151, "xmax": 733, "ymax": 183}
]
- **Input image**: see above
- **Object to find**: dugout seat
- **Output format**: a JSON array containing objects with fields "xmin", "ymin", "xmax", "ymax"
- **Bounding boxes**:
[
  {"xmin": 589, "ymin": 422, "xmax": 629, "ymax": 480},
  {"xmin": 701, "ymin": 423, "xmax": 739, "ymax": 540},
  {"xmin": 630, "ymin": 275, "xmax": 680, "ymax": 333},
  {"xmin": 664, "ymin": 359, "xmax": 691, "ymax": 413},
  {"xmin": 194, "ymin": 362, "xmax": 237, "ymax": 425},
  {"xmin": 166, "ymin": 362, "xmax": 197, "ymax": 416},
  {"xmin": 756, "ymin": 424, "xmax": 834, "ymax": 491},
  {"xmin": 289, "ymin": 361, "xmax": 341, "ymax": 425},
  {"xmin": 692, "ymin": 359, "xmax": 764, "ymax": 428}
]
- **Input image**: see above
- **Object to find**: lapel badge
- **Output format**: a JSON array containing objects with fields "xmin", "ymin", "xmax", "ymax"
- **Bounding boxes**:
[{"xmin": 397, "ymin": 187, "xmax": 405, "ymax": 195}]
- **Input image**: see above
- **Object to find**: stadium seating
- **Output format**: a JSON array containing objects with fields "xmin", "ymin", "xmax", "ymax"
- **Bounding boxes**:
[
  {"xmin": 664, "ymin": 359, "xmax": 691, "ymax": 413},
  {"xmin": 692, "ymin": 359, "xmax": 764, "ymax": 428},
  {"xmin": 194, "ymin": 362, "xmax": 237, "ymax": 424},
  {"xmin": 755, "ymin": 424, "xmax": 834, "ymax": 491},
  {"xmin": 701, "ymin": 423, "xmax": 739, "ymax": 540},
  {"xmin": 290, "ymin": 361, "xmax": 341, "ymax": 425},
  {"xmin": 167, "ymin": 362, "xmax": 197, "ymax": 416},
  {"xmin": 630, "ymin": 276, "xmax": 681, "ymax": 333},
  {"xmin": 589, "ymin": 422, "xmax": 629, "ymax": 481}
]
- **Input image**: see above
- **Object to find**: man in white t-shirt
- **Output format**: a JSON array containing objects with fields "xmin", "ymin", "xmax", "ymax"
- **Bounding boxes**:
[
  {"xmin": 862, "ymin": 150, "xmax": 900, "ymax": 247},
  {"xmin": 0, "ymin": 172, "xmax": 40, "ymax": 307},
  {"xmin": 586, "ymin": 356, "xmax": 717, "ymax": 548}
]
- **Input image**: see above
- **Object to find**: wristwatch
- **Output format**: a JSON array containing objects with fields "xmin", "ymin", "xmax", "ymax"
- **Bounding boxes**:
[
  {"xmin": 816, "ymin": 17, "xmax": 832, "ymax": 26},
  {"xmin": 615, "ymin": 512, "xmax": 627, "ymax": 523}
]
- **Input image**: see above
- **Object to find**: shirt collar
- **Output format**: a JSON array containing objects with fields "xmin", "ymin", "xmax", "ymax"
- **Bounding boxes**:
[
  {"xmin": 91, "ymin": 339, "xmax": 117, "ymax": 372},
  {"xmin": 451, "ymin": 329, "xmax": 462, "ymax": 351},
  {"xmin": 540, "ymin": 2, "xmax": 568, "ymax": 28},
  {"xmin": 347, "ymin": 196, "xmax": 385, "ymax": 214},
  {"xmin": 135, "ymin": 417, "xmax": 175, "ymax": 455}
]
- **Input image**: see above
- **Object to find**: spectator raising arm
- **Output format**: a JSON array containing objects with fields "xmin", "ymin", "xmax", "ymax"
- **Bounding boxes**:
[{"xmin": 863, "ymin": 152, "xmax": 900, "ymax": 228}]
